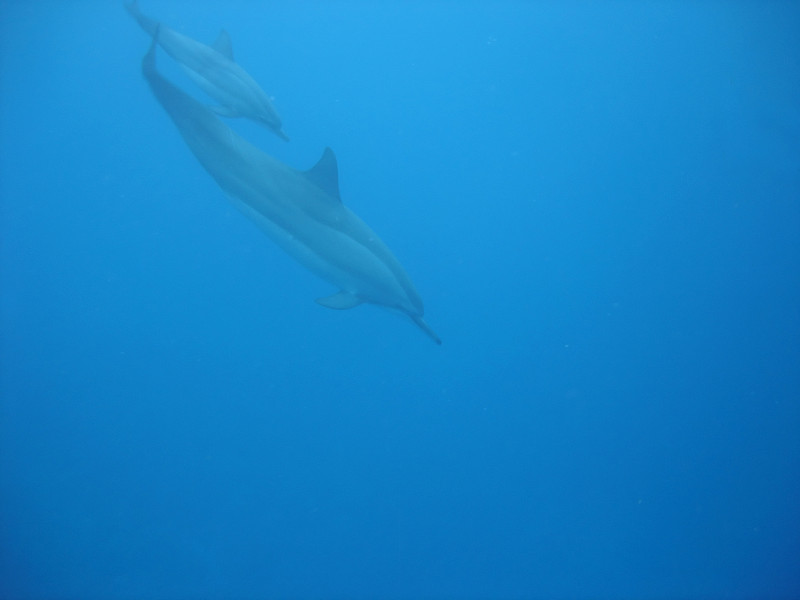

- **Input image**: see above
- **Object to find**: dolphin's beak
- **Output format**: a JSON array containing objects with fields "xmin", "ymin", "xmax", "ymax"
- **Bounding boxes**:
[{"xmin": 411, "ymin": 314, "xmax": 442, "ymax": 345}]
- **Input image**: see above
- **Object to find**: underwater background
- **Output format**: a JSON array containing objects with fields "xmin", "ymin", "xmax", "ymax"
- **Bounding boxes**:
[{"xmin": 1, "ymin": 1, "xmax": 799, "ymax": 598}]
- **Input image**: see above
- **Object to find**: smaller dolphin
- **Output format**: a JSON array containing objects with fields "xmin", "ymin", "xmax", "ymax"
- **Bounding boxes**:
[{"xmin": 125, "ymin": 0, "xmax": 288, "ymax": 141}]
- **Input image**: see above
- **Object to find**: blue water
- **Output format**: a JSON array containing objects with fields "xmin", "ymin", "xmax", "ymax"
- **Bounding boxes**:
[{"xmin": 2, "ymin": 2, "xmax": 799, "ymax": 598}]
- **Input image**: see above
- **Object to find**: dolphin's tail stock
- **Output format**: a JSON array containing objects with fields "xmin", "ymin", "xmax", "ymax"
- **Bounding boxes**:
[
  {"xmin": 141, "ymin": 23, "xmax": 159, "ymax": 77},
  {"xmin": 140, "ymin": 23, "xmax": 208, "ymax": 126},
  {"xmin": 125, "ymin": 0, "xmax": 159, "ymax": 37}
]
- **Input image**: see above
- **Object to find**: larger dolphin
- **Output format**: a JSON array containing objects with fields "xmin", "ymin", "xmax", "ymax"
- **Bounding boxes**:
[
  {"xmin": 125, "ymin": 0, "xmax": 288, "ymax": 141},
  {"xmin": 140, "ymin": 37, "xmax": 441, "ymax": 344}
]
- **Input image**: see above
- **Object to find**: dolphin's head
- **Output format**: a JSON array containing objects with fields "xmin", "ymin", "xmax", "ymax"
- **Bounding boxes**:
[
  {"xmin": 396, "ymin": 290, "xmax": 424, "ymax": 319},
  {"xmin": 398, "ymin": 305, "xmax": 441, "ymax": 345},
  {"xmin": 255, "ymin": 104, "xmax": 289, "ymax": 141},
  {"xmin": 396, "ymin": 281, "xmax": 441, "ymax": 344},
  {"xmin": 385, "ymin": 288, "xmax": 441, "ymax": 345},
  {"xmin": 273, "ymin": 125, "xmax": 290, "ymax": 142},
  {"xmin": 375, "ymin": 299, "xmax": 441, "ymax": 346}
]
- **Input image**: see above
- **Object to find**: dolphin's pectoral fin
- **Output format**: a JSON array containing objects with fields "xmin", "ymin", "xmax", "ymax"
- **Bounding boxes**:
[
  {"xmin": 211, "ymin": 105, "xmax": 240, "ymax": 118},
  {"xmin": 316, "ymin": 291, "xmax": 363, "ymax": 310},
  {"xmin": 212, "ymin": 29, "xmax": 234, "ymax": 60},
  {"xmin": 304, "ymin": 147, "xmax": 341, "ymax": 201}
]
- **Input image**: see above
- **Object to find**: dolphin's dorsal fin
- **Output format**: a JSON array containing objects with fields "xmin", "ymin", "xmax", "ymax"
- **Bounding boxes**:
[
  {"xmin": 212, "ymin": 29, "xmax": 234, "ymax": 60},
  {"xmin": 316, "ymin": 291, "xmax": 362, "ymax": 310},
  {"xmin": 305, "ymin": 147, "xmax": 341, "ymax": 201}
]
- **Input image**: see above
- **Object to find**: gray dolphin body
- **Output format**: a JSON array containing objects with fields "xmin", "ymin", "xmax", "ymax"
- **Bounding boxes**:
[
  {"xmin": 126, "ymin": 0, "xmax": 288, "ymax": 141},
  {"xmin": 140, "ymin": 40, "xmax": 441, "ymax": 344}
]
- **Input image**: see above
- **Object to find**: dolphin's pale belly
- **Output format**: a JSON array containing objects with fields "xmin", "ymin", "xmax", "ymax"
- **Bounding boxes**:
[
  {"xmin": 227, "ymin": 195, "xmax": 415, "ymax": 312},
  {"xmin": 180, "ymin": 61, "xmax": 272, "ymax": 119}
]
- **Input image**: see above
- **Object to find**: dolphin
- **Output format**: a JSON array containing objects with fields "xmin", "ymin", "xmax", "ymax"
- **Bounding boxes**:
[
  {"xmin": 125, "ymin": 0, "xmax": 289, "ymax": 141},
  {"xmin": 139, "ymin": 37, "xmax": 441, "ymax": 344}
]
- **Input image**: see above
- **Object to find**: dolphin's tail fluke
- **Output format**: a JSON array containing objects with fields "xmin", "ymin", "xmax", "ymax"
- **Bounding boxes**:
[
  {"xmin": 125, "ymin": 0, "xmax": 159, "ymax": 38},
  {"xmin": 411, "ymin": 315, "xmax": 442, "ymax": 345}
]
